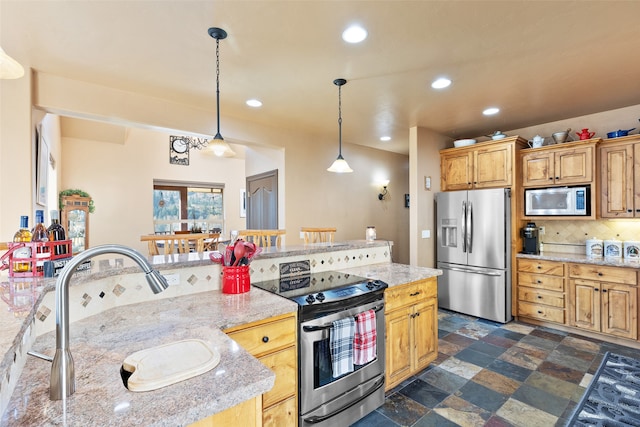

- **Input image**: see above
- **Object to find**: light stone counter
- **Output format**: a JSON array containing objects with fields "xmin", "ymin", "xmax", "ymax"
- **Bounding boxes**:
[
  {"xmin": 2, "ymin": 287, "xmax": 297, "ymax": 426},
  {"xmin": 338, "ymin": 262, "xmax": 442, "ymax": 286},
  {"xmin": 516, "ymin": 251, "xmax": 640, "ymax": 269}
]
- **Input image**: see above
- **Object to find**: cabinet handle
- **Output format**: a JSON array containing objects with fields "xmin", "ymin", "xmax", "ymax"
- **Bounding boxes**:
[
  {"xmin": 598, "ymin": 272, "xmax": 603, "ymax": 276},
  {"xmin": 555, "ymin": 176, "xmax": 559, "ymax": 180},
  {"xmin": 409, "ymin": 292, "xmax": 421, "ymax": 297},
  {"xmin": 602, "ymin": 289, "xmax": 607, "ymax": 293},
  {"xmin": 594, "ymin": 288, "xmax": 599, "ymax": 292},
  {"xmin": 628, "ymin": 209, "xmax": 633, "ymax": 213},
  {"xmin": 537, "ymin": 310, "xmax": 543, "ymax": 314},
  {"xmin": 537, "ymin": 295, "xmax": 542, "ymax": 299},
  {"xmin": 537, "ymin": 280, "xmax": 542, "ymax": 284},
  {"xmin": 414, "ymin": 312, "xmax": 420, "ymax": 317},
  {"xmin": 636, "ymin": 209, "xmax": 640, "ymax": 213},
  {"xmin": 548, "ymin": 177, "xmax": 553, "ymax": 180},
  {"xmin": 262, "ymin": 336, "xmax": 269, "ymax": 343},
  {"xmin": 537, "ymin": 265, "xmax": 542, "ymax": 269}
]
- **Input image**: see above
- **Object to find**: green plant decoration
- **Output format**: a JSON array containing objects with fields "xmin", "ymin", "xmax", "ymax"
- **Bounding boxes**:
[{"xmin": 59, "ymin": 189, "xmax": 96, "ymax": 213}]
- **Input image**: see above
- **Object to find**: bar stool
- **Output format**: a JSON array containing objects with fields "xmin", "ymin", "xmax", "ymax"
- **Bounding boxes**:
[
  {"xmin": 301, "ymin": 227, "xmax": 336, "ymax": 244},
  {"xmin": 237, "ymin": 230, "xmax": 285, "ymax": 247}
]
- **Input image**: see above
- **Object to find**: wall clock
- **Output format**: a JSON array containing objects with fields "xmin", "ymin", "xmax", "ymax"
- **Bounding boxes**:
[{"xmin": 169, "ymin": 136, "xmax": 189, "ymax": 165}]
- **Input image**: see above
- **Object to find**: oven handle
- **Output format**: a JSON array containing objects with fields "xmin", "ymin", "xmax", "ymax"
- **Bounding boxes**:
[
  {"xmin": 302, "ymin": 376, "xmax": 385, "ymax": 424},
  {"xmin": 302, "ymin": 304, "xmax": 384, "ymax": 332}
]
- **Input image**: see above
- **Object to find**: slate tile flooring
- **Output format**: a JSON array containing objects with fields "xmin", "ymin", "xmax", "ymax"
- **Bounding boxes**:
[{"xmin": 351, "ymin": 309, "xmax": 640, "ymax": 427}]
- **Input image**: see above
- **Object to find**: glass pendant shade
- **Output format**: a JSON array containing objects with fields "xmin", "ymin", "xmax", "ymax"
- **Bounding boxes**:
[
  {"xmin": 209, "ymin": 133, "xmax": 235, "ymax": 157},
  {"xmin": 0, "ymin": 47, "xmax": 24, "ymax": 79},
  {"xmin": 327, "ymin": 155, "xmax": 353, "ymax": 173}
]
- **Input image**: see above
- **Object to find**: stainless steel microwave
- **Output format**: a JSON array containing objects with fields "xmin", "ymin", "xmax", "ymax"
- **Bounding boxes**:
[{"xmin": 525, "ymin": 186, "xmax": 589, "ymax": 216}]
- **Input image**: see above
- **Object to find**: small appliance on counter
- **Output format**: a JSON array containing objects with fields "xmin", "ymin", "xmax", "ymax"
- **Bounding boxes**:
[{"xmin": 521, "ymin": 222, "xmax": 539, "ymax": 255}]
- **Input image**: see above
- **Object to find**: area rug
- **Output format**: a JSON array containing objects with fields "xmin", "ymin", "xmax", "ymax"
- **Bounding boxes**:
[{"xmin": 568, "ymin": 352, "xmax": 640, "ymax": 426}]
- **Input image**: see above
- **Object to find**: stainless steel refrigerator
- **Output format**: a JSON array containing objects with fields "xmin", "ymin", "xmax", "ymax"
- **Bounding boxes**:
[{"xmin": 435, "ymin": 188, "xmax": 512, "ymax": 323}]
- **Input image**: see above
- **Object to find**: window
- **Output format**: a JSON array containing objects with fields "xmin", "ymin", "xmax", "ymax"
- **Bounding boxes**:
[{"xmin": 153, "ymin": 181, "xmax": 224, "ymax": 233}]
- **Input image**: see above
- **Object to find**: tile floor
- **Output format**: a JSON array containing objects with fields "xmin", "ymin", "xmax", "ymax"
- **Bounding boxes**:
[{"xmin": 352, "ymin": 309, "xmax": 639, "ymax": 427}]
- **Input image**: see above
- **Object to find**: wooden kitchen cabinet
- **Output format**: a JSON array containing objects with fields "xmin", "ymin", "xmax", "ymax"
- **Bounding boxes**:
[
  {"xmin": 224, "ymin": 312, "xmax": 298, "ymax": 427},
  {"xmin": 384, "ymin": 278, "xmax": 437, "ymax": 390},
  {"xmin": 568, "ymin": 263, "xmax": 638, "ymax": 340},
  {"xmin": 440, "ymin": 136, "xmax": 528, "ymax": 191},
  {"xmin": 521, "ymin": 139, "xmax": 598, "ymax": 188},
  {"xmin": 516, "ymin": 259, "xmax": 565, "ymax": 324},
  {"xmin": 190, "ymin": 396, "xmax": 262, "ymax": 427},
  {"xmin": 600, "ymin": 135, "xmax": 640, "ymax": 218}
]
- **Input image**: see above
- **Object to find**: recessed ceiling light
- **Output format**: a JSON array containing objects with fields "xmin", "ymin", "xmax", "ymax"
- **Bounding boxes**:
[
  {"xmin": 342, "ymin": 25, "xmax": 367, "ymax": 43},
  {"xmin": 483, "ymin": 107, "xmax": 500, "ymax": 116},
  {"xmin": 380, "ymin": 136, "xmax": 391, "ymax": 142},
  {"xmin": 246, "ymin": 99, "xmax": 262, "ymax": 107},
  {"xmin": 431, "ymin": 77, "xmax": 451, "ymax": 89}
]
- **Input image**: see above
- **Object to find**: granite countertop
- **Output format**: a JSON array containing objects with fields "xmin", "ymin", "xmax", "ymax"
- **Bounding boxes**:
[
  {"xmin": 2, "ymin": 288, "xmax": 297, "ymax": 427},
  {"xmin": 338, "ymin": 262, "xmax": 442, "ymax": 286},
  {"xmin": 516, "ymin": 251, "xmax": 640, "ymax": 269}
]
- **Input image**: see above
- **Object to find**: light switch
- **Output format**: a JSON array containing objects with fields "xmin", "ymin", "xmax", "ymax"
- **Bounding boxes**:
[
  {"xmin": 425, "ymin": 176, "xmax": 431, "ymax": 190},
  {"xmin": 421, "ymin": 230, "xmax": 431, "ymax": 238}
]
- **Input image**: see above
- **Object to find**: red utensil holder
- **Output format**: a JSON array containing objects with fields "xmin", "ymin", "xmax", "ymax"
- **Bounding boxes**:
[{"xmin": 221, "ymin": 266, "xmax": 251, "ymax": 294}]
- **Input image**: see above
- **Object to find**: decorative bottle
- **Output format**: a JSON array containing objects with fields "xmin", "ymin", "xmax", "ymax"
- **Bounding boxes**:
[
  {"xmin": 12, "ymin": 216, "xmax": 32, "ymax": 272},
  {"xmin": 31, "ymin": 210, "xmax": 49, "ymax": 273},
  {"xmin": 48, "ymin": 210, "xmax": 67, "ymax": 255}
]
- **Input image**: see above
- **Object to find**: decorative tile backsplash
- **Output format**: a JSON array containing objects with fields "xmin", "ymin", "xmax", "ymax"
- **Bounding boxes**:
[{"xmin": 537, "ymin": 219, "xmax": 640, "ymax": 254}]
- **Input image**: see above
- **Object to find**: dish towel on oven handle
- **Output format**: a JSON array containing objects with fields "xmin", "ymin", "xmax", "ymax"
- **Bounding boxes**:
[
  {"xmin": 354, "ymin": 309, "xmax": 377, "ymax": 365},
  {"xmin": 330, "ymin": 317, "xmax": 356, "ymax": 378}
]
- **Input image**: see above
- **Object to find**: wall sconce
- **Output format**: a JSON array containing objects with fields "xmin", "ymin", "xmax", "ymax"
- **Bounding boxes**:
[{"xmin": 378, "ymin": 180, "xmax": 389, "ymax": 200}]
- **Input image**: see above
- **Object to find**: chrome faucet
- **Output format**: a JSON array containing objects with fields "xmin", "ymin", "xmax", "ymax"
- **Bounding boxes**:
[{"xmin": 49, "ymin": 244, "xmax": 169, "ymax": 400}]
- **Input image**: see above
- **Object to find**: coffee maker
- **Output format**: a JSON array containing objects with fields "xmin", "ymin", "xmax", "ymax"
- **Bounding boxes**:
[{"xmin": 521, "ymin": 222, "xmax": 539, "ymax": 254}]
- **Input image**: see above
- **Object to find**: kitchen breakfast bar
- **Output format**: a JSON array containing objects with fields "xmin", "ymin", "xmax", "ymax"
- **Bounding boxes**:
[{"xmin": 0, "ymin": 241, "xmax": 441, "ymax": 426}]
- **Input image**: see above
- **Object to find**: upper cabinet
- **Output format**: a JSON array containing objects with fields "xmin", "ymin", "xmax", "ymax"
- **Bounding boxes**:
[
  {"xmin": 600, "ymin": 135, "xmax": 640, "ymax": 218},
  {"xmin": 440, "ymin": 136, "xmax": 528, "ymax": 191},
  {"xmin": 521, "ymin": 139, "xmax": 599, "ymax": 188}
]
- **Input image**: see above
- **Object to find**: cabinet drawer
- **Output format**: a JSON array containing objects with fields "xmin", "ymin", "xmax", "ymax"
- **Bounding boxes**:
[
  {"xmin": 569, "ymin": 263, "xmax": 637, "ymax": 285},
  {"xmin": 385, "ymin": 278, "xmax": 437, "ymax": 312},
  {"xmin": 518, "ymin": 287, "xmax": 564, "ymax": 308},
  {"xmin": 226, "ymin": 315, "xmax": 297, "ymax": 357},
  {"xmin": 518, "ymin": 301, "xmax": 565, "ymax": 323},
  {"xmin": 518, "ymin": 259, "xmax": 564, "ymax": 276},
  {"xmin": 260, "ymin": 346, "xmax": 297, "ymax": 409},
  {"xmin": 518, "ymin": 272, "xmax": 564, "ymax": 292}
]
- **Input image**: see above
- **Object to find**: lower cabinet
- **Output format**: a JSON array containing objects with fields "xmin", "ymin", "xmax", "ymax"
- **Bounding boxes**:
[
  {"xmin": 224, "ymin": 312, "xmax": 298, "ymax": 427},
  {"xmin": 385, "ymin": 278, "xmax": 438, "ymax": 390},
  {"xmin": 189, "ymin": 396, "xmax": 262, "ymax": 427},
  {"xmin": 568, "ymin": 263, "xmax": 638, "ymax": 340},
  {"xmin": 516, "ymin": 259, "xmax": 566, "ymax": 324}
]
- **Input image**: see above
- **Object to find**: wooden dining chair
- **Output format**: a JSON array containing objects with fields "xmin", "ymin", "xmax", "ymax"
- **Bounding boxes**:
[
  {"xmin": 237, "ymin": 229, "xmax": 285, "ymax": 248},
  {"xmin": 301, "ymin": 227, "xmax": 336, "ymax": 244}
]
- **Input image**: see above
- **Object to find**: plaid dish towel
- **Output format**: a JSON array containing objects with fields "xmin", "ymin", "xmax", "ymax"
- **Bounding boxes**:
[
  {"xmin": 330, "ymin": 317, "xmax": 356, "ymax": 378},
  {"xmin": 354, "ymin": 309, "xmax": 377, "ymax": 365}
]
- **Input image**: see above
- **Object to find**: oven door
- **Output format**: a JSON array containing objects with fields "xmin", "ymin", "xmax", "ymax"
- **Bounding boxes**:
[{"xmin": 299, "ymin": 297, "xmax": 386, "ymax": 424}]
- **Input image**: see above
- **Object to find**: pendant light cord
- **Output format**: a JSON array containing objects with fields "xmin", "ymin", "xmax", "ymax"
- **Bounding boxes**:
[
  {"xmin": 338, "ymin": 84, "xmax": 343, "ymax": 156},
  {"xmin": 215, "ymin": 37, "xmax": 222, "ymax": 138}
]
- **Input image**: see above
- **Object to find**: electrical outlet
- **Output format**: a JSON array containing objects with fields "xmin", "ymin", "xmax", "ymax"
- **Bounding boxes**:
[
  {"xmin": 538, "ymin": 226, "xmax": 545, "ymax": 235},
  {"xmin": 421, "ymin": 230, "xmax": 431, "ymax": 238},
  {"xmin": 163, "ymin": 273, "xmax": 180, "ymax": 286}
]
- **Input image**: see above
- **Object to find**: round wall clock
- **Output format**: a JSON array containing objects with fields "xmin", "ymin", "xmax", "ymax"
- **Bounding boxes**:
[{"xmin": 171, "ymin": 137, "xmax": 188, "ymax": 154}]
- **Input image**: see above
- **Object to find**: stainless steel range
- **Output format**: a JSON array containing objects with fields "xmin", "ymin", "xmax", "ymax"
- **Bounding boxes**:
[{"xmin": 253, "ymin": 270, "xmax": 387, "ymax": 427}]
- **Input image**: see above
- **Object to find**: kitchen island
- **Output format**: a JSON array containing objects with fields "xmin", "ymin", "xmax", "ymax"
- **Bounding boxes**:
[{"xmin": 0, "ymin": 240, "xmax": 441, "ymax": 426}]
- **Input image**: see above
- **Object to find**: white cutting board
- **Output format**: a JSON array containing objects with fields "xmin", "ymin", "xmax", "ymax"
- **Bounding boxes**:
[{"xmin": 122, "ymin": 339, "xmax": 221, "ymax": 392}]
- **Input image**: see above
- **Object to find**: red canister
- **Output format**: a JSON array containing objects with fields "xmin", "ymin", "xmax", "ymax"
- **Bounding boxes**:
[{"xmin": 222, "ymin": 266, "xmax": 251, "ymax": 294}]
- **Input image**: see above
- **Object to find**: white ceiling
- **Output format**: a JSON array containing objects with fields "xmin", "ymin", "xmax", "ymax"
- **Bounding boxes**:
[{"xmin": 2, "ymin": 1, "xmax": 640, "ymax": 155}]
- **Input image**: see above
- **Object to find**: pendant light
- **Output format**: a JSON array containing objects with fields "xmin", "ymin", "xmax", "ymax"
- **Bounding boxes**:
[
  {"xmin": 207, "ymin": 27, "xmax": 235, "ymax": 157},
  {"xmin": 327, "ymin": 78, "xmax": 353, "ymax": 173}
]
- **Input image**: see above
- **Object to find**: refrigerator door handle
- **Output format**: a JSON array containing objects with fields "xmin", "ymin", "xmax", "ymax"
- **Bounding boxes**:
[
  {"xmin": 467, "ymin": 201, "xmax": 473, "ymax": 253},
  {"xmin": 461, "ymin": 201, "xmax": 467, "ymax": 253},
  {"xmin": 442, "ymin": 266, "xmax": 502, "ymax": 277}
]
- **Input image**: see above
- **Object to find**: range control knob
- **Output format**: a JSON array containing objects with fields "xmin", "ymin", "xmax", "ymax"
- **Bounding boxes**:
[
  {"xmin": 366, "ymin": 280, "xmax": 377, "ymax": 289},
  {"xmin": 305, "ymin": 294, "xmax": 316, "ymax": 304},
  {"xmin": 316, "ymin": 292, "xmax": 325, "ymax": 302}
]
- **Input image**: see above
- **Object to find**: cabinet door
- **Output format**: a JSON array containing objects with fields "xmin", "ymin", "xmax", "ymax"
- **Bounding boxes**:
[
  {"xmin": 441, "ymin": 151, "xmax": 473, "ymax": 191},
  {"xmin": 522, "ymin": 152, "xmax": 554, "ymax": 187},
  {"xmin": 385, "ymin": 306, "xmax": 412, "ymax": 389},
  {"xmin": 601, "ymin": 283, "xmax": 637, "ymax": 340},
  {"xmin": 263, "ymin": 396, "xmax": 296, "ymax": 427},
  {"xmin": 600, "ymin": 143, "xmax": 634, "ymax": 218},
  {"xmin": 260, "ymin": 346, "xmax": 297, "ymax": 409},
  {"xmin": 569, "ymin": 279, "xmax": 600, "ymax": 332},
  {"xmin": 554, "ymin": 146, "xmax": 593, "ymax": 185},
  {"xmin": 412, "ymin": 299, "xmax": 438, "ymax": 372},
  {"xmin": 474, "ymin": 144, "xmax": 513, "ymax": 188}
]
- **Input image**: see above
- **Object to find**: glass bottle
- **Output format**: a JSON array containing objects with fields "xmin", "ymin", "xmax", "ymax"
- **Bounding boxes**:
[
  {"xmin": 48, "ymin": 210, "xmax": 67, "ymax": 255},
  {"xmin": 31, "ymin": 210, "xmax": 49, "ymax": 273},
  {"xmin": 12, "ymin": 216, "xmax": 32, "ymax": 272}
]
